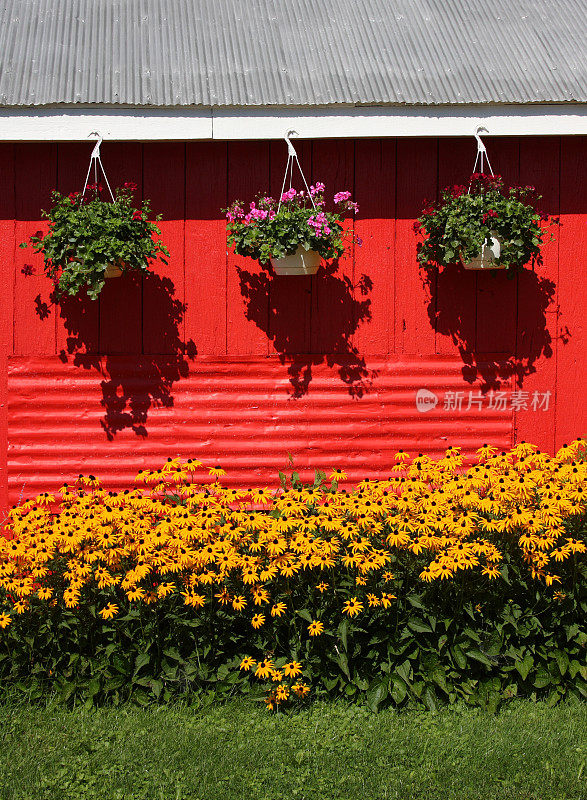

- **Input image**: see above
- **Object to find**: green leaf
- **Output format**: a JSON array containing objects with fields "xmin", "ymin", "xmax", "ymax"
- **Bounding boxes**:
[
  {"xmin": 451, "ymin": 645, "xmax": 468, "ymax": 670},
  {"xmin": 466, "ymin": 649, "xmax": 492, "ymax": 667},
  {"xmin": 423, "ymin": 686, "xmax": 438, "ymax": 712},
  {"xmin": 391, "ymin": 677, "xmax": 408, "ymax": 705},
  {"xmin": 515, "ymin": 653, "xmax": 534, "ymax": 682},
  {"xmin": 554, "ymin": 650, "xmax": 569, "ymax": 677},
  {"xmin": 367, "ymin": 679, "xmax": 388, "ymax": 713},
  {"xmin": 163, "ymin": 647, "xmax": 181, "ymax": 662},
  {"xmin": 408, "ymin": 618, "xmax": 433, "ymax": 634},
  {"xmin": 134, "ymin": 653, "xmax": 151, "ymax": 673},
  {"xmin": 337, "ymin": 650, "xmax": 351, "ymax": 680},
  {"xmin": 533, "ymin": 666, "xmax": 551, "ymax": 689},
  {"xmin": 338, "ymin": 619, "xmax": 349, "ymax": 653}
]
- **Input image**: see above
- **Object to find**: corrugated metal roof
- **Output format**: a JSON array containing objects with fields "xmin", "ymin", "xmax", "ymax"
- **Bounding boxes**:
[{"xmin": 1, "ymin": 0, "xmax": 586, "ymax": 107}]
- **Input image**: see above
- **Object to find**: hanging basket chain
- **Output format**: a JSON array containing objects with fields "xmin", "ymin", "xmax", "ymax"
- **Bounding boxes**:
[
  {"xmin": 277, "ymin": 130, "xmax": 317, "ymax": 213},
  {"xmin": 80, "ymin": 132, "xmax": 115, "ymax": 204}
]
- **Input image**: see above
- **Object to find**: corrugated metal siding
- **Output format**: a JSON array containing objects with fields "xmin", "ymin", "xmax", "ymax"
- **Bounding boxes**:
[
  {"xmin": 0, "ymin": 0, "xmax": 586, "ymax": 107},
  {"xmin": 7, "ymin": 356, "xmax": 514, "ymax": 501}
]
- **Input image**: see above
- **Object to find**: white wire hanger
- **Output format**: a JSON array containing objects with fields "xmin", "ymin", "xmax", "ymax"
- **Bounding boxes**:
[
  {"xmin": 277, "ymin": 129, "xmax": 317, "ymax": 212},
  {"xmin": 471, "ymin": 126, "xmax": 495, "ymax": 177},
  {"xmin": 81, "ymin": 131, "xmax": 115, "ymax": 202}
]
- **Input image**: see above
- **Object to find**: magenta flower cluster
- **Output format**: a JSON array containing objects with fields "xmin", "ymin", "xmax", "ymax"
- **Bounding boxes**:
[{"xmin": 224, "ymin": 181, "xmax": 360, "ymax": 263}]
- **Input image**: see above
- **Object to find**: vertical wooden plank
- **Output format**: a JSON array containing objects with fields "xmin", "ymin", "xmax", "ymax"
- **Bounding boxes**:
[
  {"xmin": 435, "ymin": 138, "xmax": 477, "ymax": 356},
  {"xmin": 268, "ymin": 138, "xmax": 313, "ymax": 355},
  {"xmin": 56, "ymin": 142, "xmax": 100, "ymax": 358},
  {"xmin": 226, "ymin": 141, "xmax": 271, "ymax": 355},
  {"xmin": 394, "ymin": 138, "xmax": 437, "ymax": 355},
  {"xmin": 354, "ymin": 138, "xmax": 396, "ymax": 356},
  {"xmin": 310, "ymin": 138, "xmax": 355, "ymax": 353},
  {"xmin": 13, "ymin": 144, "xmax": 58, "ymax": 355},
  {"xmin": 0, "ymin": 144, "xmax": 15, "ymax": 514},
  {"xmin": 475, "ymin": 138, "xmax": 520, "ymax": 354},
  {"xmin": 556, "ymin": 137, "xmax": 587, "ymax": 446},
  {"xmin": 185, "ymin": 141, "xmax": 227, "ymax": 356},
  {"xmin": 98, "ymin": 142, "xmax": 143, "ymax": 355},
  {"xmin": 515, "ymin": 136, "xmax": 560, "ymax": 451},
  {"xmin": 143, "ymin": 142, "xmax": 186, "ymax": 355}
]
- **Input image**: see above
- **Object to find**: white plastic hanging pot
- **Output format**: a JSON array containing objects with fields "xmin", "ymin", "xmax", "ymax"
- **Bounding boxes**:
[
  {"xmin": 270, "ymin": 246, "xmax": 321, "ymax": 276},
  {"xmin": 104, "ymin": 262, "xmax": 123, "ymax": 278},
  {"xmin": 459, "ymin": 233, "xmax": 506, "ymax": 270}
]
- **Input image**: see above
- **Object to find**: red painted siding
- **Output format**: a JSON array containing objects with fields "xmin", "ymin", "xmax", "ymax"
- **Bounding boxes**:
[{"xmin": 1, "ymin": 137, "xmax": 585, "ymax": 507}]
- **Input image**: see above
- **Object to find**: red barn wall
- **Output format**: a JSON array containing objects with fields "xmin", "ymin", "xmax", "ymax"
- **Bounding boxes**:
[{"xmin": 0, "ymin": 136, "xmax": 585, "ymax": 507}]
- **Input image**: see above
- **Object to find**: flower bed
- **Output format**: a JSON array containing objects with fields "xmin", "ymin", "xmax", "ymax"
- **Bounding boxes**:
[{"xmin": 0, "ymin": 440, "xmax": 585, "ymax": 711}]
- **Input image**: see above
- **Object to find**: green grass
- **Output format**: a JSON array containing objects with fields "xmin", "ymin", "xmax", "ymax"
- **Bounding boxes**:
[{"xmin": 0, "ymin": 700, "xmax": 585, "ymax": 800}]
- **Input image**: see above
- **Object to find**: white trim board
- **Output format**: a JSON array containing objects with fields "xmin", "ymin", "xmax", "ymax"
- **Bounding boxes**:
[{"xmin": 0, "ymin": 104, "xmax": 586, "ymax": 141}]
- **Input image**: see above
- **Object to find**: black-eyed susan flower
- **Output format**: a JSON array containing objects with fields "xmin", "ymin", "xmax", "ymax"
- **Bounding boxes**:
[
  {"xmin": 99, "ymin": 603, "xmax": 119, "ymax": 620},
  {"xmin": 232, "ymin": 595, "xmax": 247, "ymax": 611},
  {"xmin": 275, "ymin": 684, "xmax": 289, "ymax": 702},
  {"xmin": 270, "ymin": 602, "xmax": 287, "ymax": 618},
  {"xmin": 255, "ymin": 658, "xmax": 274, "ymax": 679},
  {"xmin": 0, "ymin": 612, "xmax": 11, "ymax": 628},
  {"xmin": 482, "ymin": 564, "xmax": 501, "ymax": 579},
  {"xmin": 251, "ymin": 613, "xmax": 265, "ymax": 629},
  {"xmin": 208, "ymin": 465, "xmax": 226, "ymax": 478},
  {"xmin": 342, "ymin": 597, "xmax": 364, "ymax": 617},
  {"xmin": 284, "ymin": 661, "xmax": 302, "ymax": 678},
  {"xmin": 329, "ymin": 468, "xmax": 347, "ymax": 481},
  {"xmin": 239, "ymin": 656, "xmax": 256, "ymax": 671},
  {"xmin": 308, "ymin": 620, "xmax": 324, "ymax": 636}
]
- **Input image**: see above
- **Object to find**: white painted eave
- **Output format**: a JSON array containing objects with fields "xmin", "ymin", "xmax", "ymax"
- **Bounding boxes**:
[{"xmin": 0, "ymin": 103, "xmax": 586, "ymax": 141}]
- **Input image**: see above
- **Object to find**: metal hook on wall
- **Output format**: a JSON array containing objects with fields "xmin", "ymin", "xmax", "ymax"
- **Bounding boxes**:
[
  {"xmin": 474, "ymin": 126, "xmax": 488, "ymax": 154},
  {"xmin": 471, "ymin": 125, "xmax": 494, "ymax": 176},
  {"xmin": 88, "ymin": 130, "xmax": 104, "ymax": 160},
  {"xmin": 284, "ymin": 129, "xmax": 299, "ymax": 157}
]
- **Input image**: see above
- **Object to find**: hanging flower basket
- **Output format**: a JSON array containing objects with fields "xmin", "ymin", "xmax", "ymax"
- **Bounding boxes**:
[
  {"xmin": 20, "ymin": 138, "xmax": 169, "ymax": 300},
  {"xmin": 416, "ymin": 173, "xmax": 557, "ymax": 272},
  {"xmin": 21, "ymin": 184, "xmax": 169, "ymax": 300},
  {"xmin": 415, "ymin": 130, "xmax": 558, "ymax": 272},
  {"xmin": 224, "ymin": 132, "xmax": 359, "ymax": 276},
  {"xmin": 270, "ymin": 246, "xmax": 322, "ymax": 276},
  {"xmin": 459, "ymin": 232, "xmax": 506, "ymax": 270},
  {"xmin": 225, "ymin": 185, "xmax": 359, "ymax": 276}
]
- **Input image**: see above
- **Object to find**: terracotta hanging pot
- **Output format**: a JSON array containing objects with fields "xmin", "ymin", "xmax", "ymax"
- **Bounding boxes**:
[{"xmin": 270, "ymin": 246, "xmax": 321, "ymax": 276}]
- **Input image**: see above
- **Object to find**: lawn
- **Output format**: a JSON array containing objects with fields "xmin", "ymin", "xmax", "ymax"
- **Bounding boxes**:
[{"xmin": 0, "ymin": 699, "xmax": 585, "ymax": 800}]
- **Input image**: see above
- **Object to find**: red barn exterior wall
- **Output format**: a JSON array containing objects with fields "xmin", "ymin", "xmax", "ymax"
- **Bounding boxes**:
[{"xmin": 0, "ymin": 137, "xmax": 585, "ymax": 507}]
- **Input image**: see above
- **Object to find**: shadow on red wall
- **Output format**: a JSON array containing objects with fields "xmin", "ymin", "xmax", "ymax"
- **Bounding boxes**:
[
  {"xmin": 424, "ymin": 264, "xmax": 559, "ymax": 390},
  {"xmin": 237, "ymin": 262, "xmax": 375, "ymax": 398},
  {"xmin": 55, "ymin": 273, "xmax": 197, "ymax": 439}
]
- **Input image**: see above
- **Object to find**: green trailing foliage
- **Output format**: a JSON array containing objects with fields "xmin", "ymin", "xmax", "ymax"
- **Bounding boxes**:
[{"xmin": 20, "ymin": 184, "xmax": 169, "ymax": 300}]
